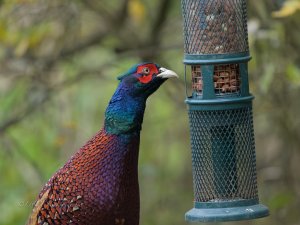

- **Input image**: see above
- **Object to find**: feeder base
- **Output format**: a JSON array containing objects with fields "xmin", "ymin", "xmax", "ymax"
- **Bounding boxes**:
[{"xmin": 185, "ymin": 204, "xmax": 269, "ymax": 222}]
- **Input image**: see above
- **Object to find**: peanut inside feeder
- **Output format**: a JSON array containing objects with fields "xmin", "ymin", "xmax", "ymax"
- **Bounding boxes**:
[{"xmin": 192, "ymin": 64, "xmax": 241, "ymax": 96}]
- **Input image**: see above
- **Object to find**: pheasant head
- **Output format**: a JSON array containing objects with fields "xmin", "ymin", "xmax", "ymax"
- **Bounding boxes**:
[{"xmin": 105, "ymin": 62, "xmax": 178, "ymax": 134}]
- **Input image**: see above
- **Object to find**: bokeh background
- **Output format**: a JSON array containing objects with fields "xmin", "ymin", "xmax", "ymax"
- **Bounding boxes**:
[{"xmin": 0, "ymin": 0, "xmax": 300, "ymax": 224}]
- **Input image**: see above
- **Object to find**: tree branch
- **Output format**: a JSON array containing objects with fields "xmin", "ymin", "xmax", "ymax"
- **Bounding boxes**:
[
  {"xmin": 142, "ymin": 0, "xmax": 172, "ymax": 61},
  {"xmin": 0, "ymin": 67, "xmax": 109, "ymax": 135}
]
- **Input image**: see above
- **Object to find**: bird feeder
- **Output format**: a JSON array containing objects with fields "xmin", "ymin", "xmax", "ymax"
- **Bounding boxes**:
[{"xmin": 181, "ymin": 0, "xmax": 269, "ymax": 222}]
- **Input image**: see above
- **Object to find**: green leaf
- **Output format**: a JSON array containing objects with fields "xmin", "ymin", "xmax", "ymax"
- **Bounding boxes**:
[
  {"xmin": 286, "ymin": 63, "xmax": 300, "ymax": 85},
  {"xmin": 260, "ymin": 64, "xmax": 275, "ymax": 94},
  {"xmin": 269, "ymin": 192, "xmax": 295, "ymax": 211}
]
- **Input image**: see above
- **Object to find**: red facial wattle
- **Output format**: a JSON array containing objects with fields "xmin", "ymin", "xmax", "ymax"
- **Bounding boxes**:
[
  {"xmin": 136, "ymin": 64, "xmax": 159, "ymax": 84},
  {"xmin": 138, "ymin": 75, "xmax": 152, "ymax": 84}
]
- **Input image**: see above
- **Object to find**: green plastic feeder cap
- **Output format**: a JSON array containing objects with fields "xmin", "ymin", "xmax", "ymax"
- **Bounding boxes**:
[{"xmin": 181, "ymin": 0, "xmax": 269, "ymax": 222}]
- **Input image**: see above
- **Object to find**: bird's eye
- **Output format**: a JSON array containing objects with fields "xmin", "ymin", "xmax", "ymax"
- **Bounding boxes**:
[{"xmin": 142, "ymin": 67, "xmax": 150, "ymax": 75}]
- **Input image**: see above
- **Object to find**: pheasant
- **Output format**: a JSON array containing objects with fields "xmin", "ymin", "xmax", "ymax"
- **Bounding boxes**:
[{"xmin": 26, "ymin": 62, "xmax": 178, "ymax": 225}]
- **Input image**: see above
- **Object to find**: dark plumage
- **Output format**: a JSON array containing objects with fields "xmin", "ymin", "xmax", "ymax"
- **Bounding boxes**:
[{"xmin": 26, "ymin": 62, "xmax": 178, "ymax": 225}]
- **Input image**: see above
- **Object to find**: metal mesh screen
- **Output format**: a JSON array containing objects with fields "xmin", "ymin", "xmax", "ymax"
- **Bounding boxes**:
[
  {"xmin": 188, "ymin": 106, "xmax": 258, "ymax": 202},
  {"xmin": 192, "ymin": 64, "xmax": 241, "ymax": 97},
  {"xmin": 181, "ymin": 0, "xmax": 249, "ymax": 54}
]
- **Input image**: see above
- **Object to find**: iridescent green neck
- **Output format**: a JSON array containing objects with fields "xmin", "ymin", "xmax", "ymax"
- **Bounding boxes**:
[{"xmin": 104, "ymin": 85, "xmax": 146, "ymax": 135}]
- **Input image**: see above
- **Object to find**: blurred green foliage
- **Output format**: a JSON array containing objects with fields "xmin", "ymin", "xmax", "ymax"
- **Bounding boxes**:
[{"xmin": 0, "ymin": 0, "xmax": 300, "ymax": 225}]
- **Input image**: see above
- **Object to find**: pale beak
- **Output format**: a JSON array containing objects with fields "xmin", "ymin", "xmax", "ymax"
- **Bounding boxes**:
[{"xmin": 157, "ymin": 67, "xmax": 178, "ymax": 79}]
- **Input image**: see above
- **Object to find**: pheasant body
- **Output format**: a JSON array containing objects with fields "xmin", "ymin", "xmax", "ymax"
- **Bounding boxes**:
[
  {"xmin": 26, "ymin": 63, "xmax": 178, "ymax": 225},
  {"xmin": 27, "ymin": 130, "xmax": 140, "ymax": 225}
]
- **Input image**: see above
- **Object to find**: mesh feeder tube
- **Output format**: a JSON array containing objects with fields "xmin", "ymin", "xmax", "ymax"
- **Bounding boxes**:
[{"xmin": 181, "ymin": 0, "xmax": 269, "ymax": 222}]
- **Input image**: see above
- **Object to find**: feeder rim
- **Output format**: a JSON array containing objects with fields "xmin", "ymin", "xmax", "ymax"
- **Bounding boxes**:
[
  {"xmin": 185, "ymin": 96, "xmax": 254, "ymax": 110},
  {"xmin": 194, "ymin": 198, "xmax": 259, "ymax": 209},
  {"xmin": 185, "ymin": 203, "xmax": 269, "ymax": 222},
  {"xmin": 183, "ymin": 52, "xmax": 251, "ymax": 65},
  {"xmin": 185, "ymin": 95, "xmax": 254, "ymax": 105}
]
